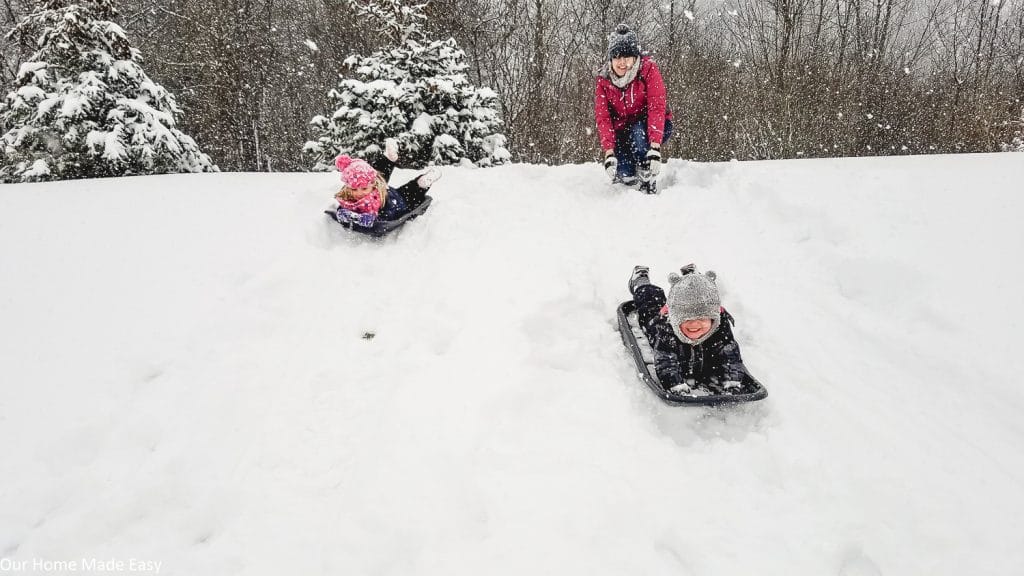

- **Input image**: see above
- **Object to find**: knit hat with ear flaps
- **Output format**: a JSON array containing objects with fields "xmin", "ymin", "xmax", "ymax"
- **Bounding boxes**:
[
  {"xmin": 666, "ymin": 267, "xmax": 722, "ymax": 345},
  {"xmin": 335, "ymin": 154, "xmax": 378, "ymax": 189},
  {"xmin": 607, "ymin": 24, "xmax": 641, "ymax": 60}
]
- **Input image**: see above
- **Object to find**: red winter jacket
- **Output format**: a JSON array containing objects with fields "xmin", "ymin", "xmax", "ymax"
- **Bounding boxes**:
[{"xmin": 594, "ymin": 56, "xmax": 672, "ymax": 151}]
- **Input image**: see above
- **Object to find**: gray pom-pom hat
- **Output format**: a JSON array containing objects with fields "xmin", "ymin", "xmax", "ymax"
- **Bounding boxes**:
[
  {"xmin": 666, "ymin": 267, "xmax": 721, "ymax": 345},
  {"xmin": 607, "ymin": 24, "xmax": 641, "ymax": 60}
]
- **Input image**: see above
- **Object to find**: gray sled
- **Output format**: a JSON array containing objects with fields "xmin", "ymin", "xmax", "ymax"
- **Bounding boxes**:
[
  {"xmin": 325, "ymin": 196, "xmax": 432, "ymax": 237},
  {"xmin": 617, "ymin": 300, "xmax": 768, "ymax": 406}
]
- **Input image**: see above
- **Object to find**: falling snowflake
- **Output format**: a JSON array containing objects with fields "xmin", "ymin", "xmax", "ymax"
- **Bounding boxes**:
[{"xmin": 684, "ymin": 10, "xmax": 695, "ymax": 21}]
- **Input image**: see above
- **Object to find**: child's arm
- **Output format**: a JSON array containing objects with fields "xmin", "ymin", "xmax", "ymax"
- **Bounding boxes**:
[
  {"xmin": 644, "ymin": 309, "xmax": 685, "ymax": 386},
  {"xmin": 714, "ymin": 316, "xmax": 747, "ymax": 383},
  {"xmin": 718, "ymin": 339, "xmax": 747, "ymax": 383},
  {"xmin": 369, "ymin": 154, "xmax": 396, "ymax": 182},
  {"xmin": 652, "ymin": 347, "xmax": 683, "ymax": 387},
  {"xmin": 336, "ymin": 206, "xmax": 378, "ymax": 228}
]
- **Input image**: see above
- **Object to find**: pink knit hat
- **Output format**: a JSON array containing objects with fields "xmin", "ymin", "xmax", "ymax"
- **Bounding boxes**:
[{"xmin": 335, "ymin": 155, "xmax": 378, "ymax": 188}]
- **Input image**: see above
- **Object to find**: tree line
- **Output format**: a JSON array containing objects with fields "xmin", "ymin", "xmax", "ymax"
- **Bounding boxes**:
[{"xmin": 3, "ymin": 0, "xmax": 1022, "ymax": 172}]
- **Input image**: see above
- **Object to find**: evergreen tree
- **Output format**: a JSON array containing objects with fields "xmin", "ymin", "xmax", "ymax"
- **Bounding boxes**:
[
  {"xmin": 0, "ymin": 0, "xmax": 217, "ymax": 183},
  {"xmin": 305, "ymin": 0, "xmax": 509, "ymax": 170}
]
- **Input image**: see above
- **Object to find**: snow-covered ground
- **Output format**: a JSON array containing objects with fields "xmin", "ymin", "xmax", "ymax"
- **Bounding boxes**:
[{"xmin": 2, "ymin": 153, "xmax": 1023, "ymax": 575}]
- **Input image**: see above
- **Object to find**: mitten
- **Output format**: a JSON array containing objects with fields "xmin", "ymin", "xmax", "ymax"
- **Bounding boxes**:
[
  {"xmin": 643, "ymin": 148, "xmax": 662, "ymax": 178},
  {"xmin": 669, "ymin": 379, "xmax": 696, "ymax": 394},
  {"xmin": 337, "ymin": 207, "xmax": 377, "ymax": 229},
  {"xmin": 604, "ymin": 154, "xmax": 618, "ymax": 180}
]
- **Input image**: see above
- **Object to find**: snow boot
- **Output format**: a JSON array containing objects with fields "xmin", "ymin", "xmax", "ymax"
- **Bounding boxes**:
[
  {"xmin": 667, "ymin": 263, "xmax": 698, "ymax": 285},
  {"xmin": 384, "ymin": 138, "xmax": 400, "ymax": 163},
  {"xmin": 628, "ymin": 265, "xmax": 651, "ymax": 295},
  {"xmin": 639, "ymin": 179, "xmax": 658, "ymax": 194}
]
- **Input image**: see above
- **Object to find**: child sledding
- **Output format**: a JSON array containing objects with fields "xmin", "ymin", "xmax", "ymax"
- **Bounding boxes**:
[
  {"xmin": 325, "ymin": 138, "xmax": 441, "ymax": 236},
  {"xmin": 618, "ymin": 264, "xmax": 767, "ymax": 406}
]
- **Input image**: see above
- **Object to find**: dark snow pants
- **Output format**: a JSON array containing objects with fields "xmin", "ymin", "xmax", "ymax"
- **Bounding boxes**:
[
  {"xmin": 614, "ymin": 118, "xmax": 674, "ymax": 180},
  {"xmin": 632, "ymin": 283, "xmax": 671, "ymax": 341},
  {"xmin": 369, "ymin": 154, "xmax": 432, "ymax": 220}
]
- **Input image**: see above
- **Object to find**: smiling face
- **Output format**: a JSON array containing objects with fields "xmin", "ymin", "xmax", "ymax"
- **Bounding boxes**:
[
  {"xmin": 679, "ymin": 318, "xmax": 713, "ymax": 341},
  {"xmin": 611, "ymin": 55, "xmax": 637, "ymax": 77},
  {"xmin": 348, "ymin": 183, "xmax": 376, "ymax": 200}
]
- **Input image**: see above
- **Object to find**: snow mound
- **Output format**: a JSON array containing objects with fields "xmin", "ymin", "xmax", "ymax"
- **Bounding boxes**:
[{"xmin": 1, "ymin": 153, "xmax": 1023, "ymax": 575}]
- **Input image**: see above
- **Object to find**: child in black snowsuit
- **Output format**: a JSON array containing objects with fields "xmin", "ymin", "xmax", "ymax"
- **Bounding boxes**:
[{"xmin": 628, "ymin": 265, "xmax": 748, "ymax": 394}]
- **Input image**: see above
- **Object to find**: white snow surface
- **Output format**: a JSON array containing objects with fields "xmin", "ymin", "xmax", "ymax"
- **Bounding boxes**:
[{"xmin": 1, "ymin": 154, "xmax": 1024, "ymax": 575}]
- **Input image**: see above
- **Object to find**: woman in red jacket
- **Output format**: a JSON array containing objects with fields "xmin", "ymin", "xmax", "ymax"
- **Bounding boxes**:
[{"xmin": 594, "ymin": 25, "xmax": 673, "ymax": 194}]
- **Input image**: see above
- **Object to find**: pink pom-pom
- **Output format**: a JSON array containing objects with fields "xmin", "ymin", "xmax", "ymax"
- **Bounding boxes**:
[{"xmin": 334, "ymin": 155, "xmax": 379, "ymax": 189}]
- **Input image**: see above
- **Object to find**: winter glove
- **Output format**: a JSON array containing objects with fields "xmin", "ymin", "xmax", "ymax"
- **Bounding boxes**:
[
  {"xmin": 669, "ymin": 380, "xmax": 696, "ymax": 395},
  {"xmin": 640, "ymin": 148, "xmax": 662, "ymax": 181},
  {"xmin": 603, "ymin": 154, "xmax": 618, "ymax": 180},
  {"xmin": 337, "ymin": 207, "xmax": 378, "ymax": 229}
]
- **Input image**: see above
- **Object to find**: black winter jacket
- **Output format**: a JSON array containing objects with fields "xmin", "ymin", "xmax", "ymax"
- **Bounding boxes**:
[{"xmin": 644, "ymin": 309, "xmax": 747, "ymax": 387}]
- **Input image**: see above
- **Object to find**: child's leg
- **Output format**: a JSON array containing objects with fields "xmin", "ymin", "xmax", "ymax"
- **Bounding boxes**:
[
  {"xmin": 633, "ymin": 283, "xmax": 667, "ymax": 329},
  {"xmin": 394, "ymin": 176, "xmax": 429, "ymax": 206},
  {"xmin": 634, "ymin": 283, "xmax": 680, "ymax": 350},
  {"xmin": 368, "ymin": 154, "xmax": 396, "ymax": 183}
]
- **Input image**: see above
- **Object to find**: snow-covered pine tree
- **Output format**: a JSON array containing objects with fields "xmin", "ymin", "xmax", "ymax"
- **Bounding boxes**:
[
  {"xmin": 304, "ymin": 0, "xmax": 509, "ymax": 169},
  {"xmin": 0, "ymin": 0, "xmax": 217, "ymax": 183}
]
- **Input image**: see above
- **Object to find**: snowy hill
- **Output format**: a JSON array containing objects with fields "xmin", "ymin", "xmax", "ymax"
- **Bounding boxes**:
[{"xmin": 2, "ymin": 154, "xmax": 1023, "ymax": 575}]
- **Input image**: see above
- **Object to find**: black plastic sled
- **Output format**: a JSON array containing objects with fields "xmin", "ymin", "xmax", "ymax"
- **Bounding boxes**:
[
  {"xmin": 617, "ymin": 300, "xmax": 768, "ymax": 406},
  {"xmin": 325, "ymin": 196, "xmax": 433, "ymax": 237}
]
